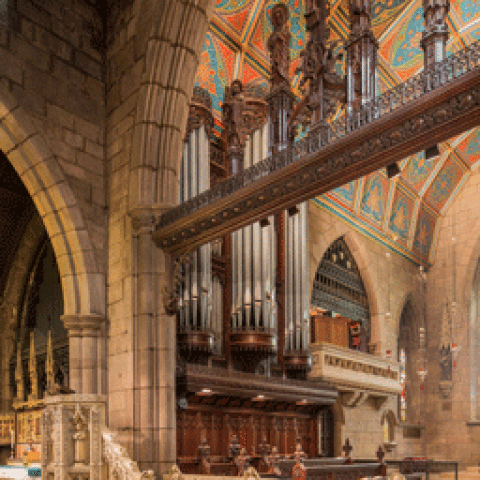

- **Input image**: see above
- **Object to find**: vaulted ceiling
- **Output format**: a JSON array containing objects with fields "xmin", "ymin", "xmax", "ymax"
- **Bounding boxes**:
[{"xmin": 194, "ymin": 0, "xmax": 480, "ymax": 265}]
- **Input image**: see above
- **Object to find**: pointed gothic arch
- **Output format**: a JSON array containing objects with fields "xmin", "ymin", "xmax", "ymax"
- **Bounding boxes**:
[
  {"xmin": 311, "ymin": 236, "xmax": 371, "ymax": 349},
  {"xmin": 0, "ymin": 87, "xmax": 104, "ymax": 317}
]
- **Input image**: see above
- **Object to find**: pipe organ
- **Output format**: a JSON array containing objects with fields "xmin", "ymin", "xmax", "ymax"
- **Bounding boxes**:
[
  {"xmin": 177, "ymin": 88, "xmax": 217, "ymax": 357},
  {"xmin": 173, "ymin": 0, "xmax": 390, "ymax": 462},
  {"xmin": 176, "ymin": 3, "xmax": 315, "ymax": 377}
]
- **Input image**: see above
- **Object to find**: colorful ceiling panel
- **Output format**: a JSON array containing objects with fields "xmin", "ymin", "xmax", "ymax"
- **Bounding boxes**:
[
  {"xmin": 413, "ymin": 204, "xmax": 437, "ymax": 259},
  {"xmin": 424, "ymin": 156, "xmax": 466, "ymax": 212},
  {"xmin": 389, "ymin": 187, "xmax": 415, "ymax": 245},
  {"xmin": 329, "ymin": 180, "xmax": 356, "ymax": 209},
  {"xmin": 457, "ymin": 128, "xmax": 480, "ymax": 167},
  {"xmin": 360, "ymin": 173, "xmax": 390, "ymax": 227},
  {"xmin": 401, "ymin": 151, "xmax": 438, "ymax": 193},
  {"xmin": 194, "ymin": 0, "xmax": 480, "ymax": 265}
]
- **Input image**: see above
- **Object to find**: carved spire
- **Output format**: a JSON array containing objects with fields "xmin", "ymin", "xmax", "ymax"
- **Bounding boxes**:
[
  {"xmin": 267, "ymin": 4, "xmax": 295, "ymax": 155},
  {"xmin": 15, "ymin": 341, "xmax": 24, "ymax": 403},
  {"xmin": 46, "ymin": 329, "xmax": 55, "ymax": 393},
  {"xmin": 223, "ymin": 80, "xmax": 246, "ymax": 174},
  {"xmin": 28, "ymin": 331, "xmax": 38, "ymax": 401},
  {"xmin": 267, "ymin": 3, "xmax": 291, "ymax": 90},
  {"xmin": 345, "ymin": 0, "xmax": 378, "ymax": 110},
  {"xmin": 296, "ymin": 0, "xmax": 345, "ymax": 137},
  {"xmin": 421, "ymin": 0, "xmax": 449, "ymax": 68}
]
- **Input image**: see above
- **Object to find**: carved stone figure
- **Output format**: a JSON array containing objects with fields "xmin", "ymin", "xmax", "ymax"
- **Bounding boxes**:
[
  {"xmin": 439, "ymin": 345, "xmax": 452, "ymax": 381},
  {"xmin": 268, "ymin": 3, "xmax": 291, "ymax": 88}
]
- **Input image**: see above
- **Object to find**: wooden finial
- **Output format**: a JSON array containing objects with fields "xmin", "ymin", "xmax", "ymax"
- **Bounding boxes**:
[
  {"xmin": 46, "ymin": 329, "xmax": 55, "ymax": 393},
  {"xmin": 14, "ymin": 342, "xmax": 24, "ymax": 403},
  {"xmin": 343, "ymin": 438, "xmax": 353, "ymax": 464},
  {"xmin": 28, "ymin": 331, "xmax": 38, "ymax": 401}
]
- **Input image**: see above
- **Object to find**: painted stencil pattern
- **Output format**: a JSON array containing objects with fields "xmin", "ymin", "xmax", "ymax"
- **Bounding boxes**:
[
  {"xmin": 424, "ymin": 158, "xmax": 465, "ymax": 211},
  {"xmin": 389, "ymin": 190, "xmax": 414, "ymax": 242},
  {"xmin": 331, "ymin": 181, "xmax": 356, "ymax": 206},
  {"xmin": 413, "ymin": 206, "xmax": 436, "ymax": 259},
  {"xmin": 401, "ymin": 152, "xmax": 436, "ymax": 191},
  {"xmin": 360, "ymin": 174, "xmax": 388, "ymax": 225}
]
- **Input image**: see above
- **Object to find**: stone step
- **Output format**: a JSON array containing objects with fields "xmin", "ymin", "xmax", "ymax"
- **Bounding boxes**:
[
  {"xmin": 439, "ymin": 472, "xmax": 477, "ymax": 480},
  {"xmin": 466, "ymin": 467, "xmax": 480, "ymax": 474}
]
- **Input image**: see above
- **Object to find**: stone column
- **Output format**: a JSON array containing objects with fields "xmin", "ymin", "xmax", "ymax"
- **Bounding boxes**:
[
  {"xmin": 130, "ymin": 206, "xmax": 176, "ymax": 475},
  {"xmin": 62, "ymin": 315, "xmax": 105, "ymax": 394}
]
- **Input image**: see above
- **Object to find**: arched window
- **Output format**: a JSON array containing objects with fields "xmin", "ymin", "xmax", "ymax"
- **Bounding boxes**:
[
  {"xmin": 311, "ymin": 237, "xmax": 370, "ymax": 351},
  {"xmin": 397, "ymin": 298, "xmax": 418, "ymax": 424},
  {"xmin": 381, "ymin": 410, "xmax": 397, "ymax": 450}
]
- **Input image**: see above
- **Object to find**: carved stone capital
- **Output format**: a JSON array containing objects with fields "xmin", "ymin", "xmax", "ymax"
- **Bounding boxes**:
[
  {"xmin": 130, "ymin": 204, "xmax": 176, "ymax": 235},
  {"xmin": 62, "ymin": 314, "xmax": 105, "ymax": 337}
]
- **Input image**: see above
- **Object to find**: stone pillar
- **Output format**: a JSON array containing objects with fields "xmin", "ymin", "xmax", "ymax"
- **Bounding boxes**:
[
  {"xmin": 130, "ymin": 206, "xmax": 176, "ymax": 475},
  {"xmin": 62, "ymin": 315, "xmax": 105, "ymax": 394}
]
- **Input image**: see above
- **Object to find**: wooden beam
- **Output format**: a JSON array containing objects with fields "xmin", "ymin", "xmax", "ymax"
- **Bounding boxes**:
[{"xmin": 154, "ymin": 67, "xmax": 480, "ymax": 255}]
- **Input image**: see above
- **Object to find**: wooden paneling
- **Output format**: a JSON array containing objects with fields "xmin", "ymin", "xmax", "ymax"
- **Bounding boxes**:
[
  {"xmin": 177, "ymin": 408, "xmax": 318, "ymax": 459},
  {"xmin": 311, "ymin": 315, "xmax": 350, "ymax": 348}
]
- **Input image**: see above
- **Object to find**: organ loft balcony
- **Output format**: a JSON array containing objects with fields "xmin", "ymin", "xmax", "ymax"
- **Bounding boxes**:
[{"xmin": 308, "ymin": 341, "xmax": 401, "ymax": 408}]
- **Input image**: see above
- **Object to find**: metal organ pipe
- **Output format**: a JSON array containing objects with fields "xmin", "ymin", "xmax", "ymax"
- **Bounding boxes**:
[
  {"xmin": 231, "ymin": 124, "xmax": 276, "ymax": 333},
  {"xmin": 179, "ymin": 124, "xmax": 213, "ymax": 336}
]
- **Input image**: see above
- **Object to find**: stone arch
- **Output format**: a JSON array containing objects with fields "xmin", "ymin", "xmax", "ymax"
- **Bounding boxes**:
[
  {"xmin": 0, "ymin": 87, "xmax": 104, "ymax": 317},
  {"xmin": 309, "ymin": 224, "xmax": 381, "ymax": 347},
  {"xmin": 0, "ymin": 214, "xmax": 45, "ymax": 410},
  {"xmin": 129, "ymin": 0, "xmax": 216, "ymax": 211}
]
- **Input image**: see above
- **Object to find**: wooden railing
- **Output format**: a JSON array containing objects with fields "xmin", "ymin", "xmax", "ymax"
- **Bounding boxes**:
[{"xmin": 154, "ymin": 40, "xmax": 480, "ymax": 255}]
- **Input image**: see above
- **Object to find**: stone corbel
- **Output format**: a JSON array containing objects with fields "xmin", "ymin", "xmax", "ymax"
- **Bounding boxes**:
[
  {"xmin": 439, "ymin": 380, "xmax": 453, "ymax": 399},
  {"xmin": 341, "ymin": 390, "xmax": 369, "ymax": 407},
  {"xmin": 372, "ymin": 394, "xmax": 389, "ymax": 410}
]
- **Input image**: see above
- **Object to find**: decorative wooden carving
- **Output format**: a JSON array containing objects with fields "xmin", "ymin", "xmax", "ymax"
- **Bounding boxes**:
[
  {"xmin": 346, "ymin": 0, "xmax": 378, "ymax": 110},
  {"xmin": 154, "ymin": 43, "xmax": 480, "ymax": 255},
  {"xmin": 186, "ymin": 86, "xmax": 214, "ymax": 139},
  {"xmin": 296, "ymin": 0, "xmax": 345, "ymax": 134},
  {"xmin": 268, "ymin": 4, "xmax": 291, "ymax": 90},
  {"xmin": 421, "ymin": 0, "xmax": 449, "ymax": 68}
]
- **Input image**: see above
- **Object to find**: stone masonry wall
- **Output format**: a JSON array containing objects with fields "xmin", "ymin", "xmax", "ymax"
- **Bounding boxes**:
[
  {"xmin": 0, "ymin": 0, "xmax": 106, "ymax": 289},
  {"xmin": 423, "ymin": 164, "xmax": 480, "ymax": 465}
]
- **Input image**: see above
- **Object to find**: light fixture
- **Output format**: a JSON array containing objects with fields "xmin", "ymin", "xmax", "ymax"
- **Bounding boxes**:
[
  {"xmin": 197, "ymin": 388, "xmax": 213, "ymax": 396},
  {"xmin": 425, "ymin": 145, "xmax": 440, "ymax": 160},
  {"xmin": 253, "ymin": 394, "xmax": 266, "ymax": 401},
  {"xmin": 386, "ymin": 162, "xmax": 401, "ymax": 178}
]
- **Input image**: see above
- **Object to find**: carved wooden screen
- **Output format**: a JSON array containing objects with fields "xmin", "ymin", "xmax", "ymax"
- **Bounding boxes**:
[
  {"xmin": 311, "ymin": 237, "xmax": 370, "ymax": 345},
  {"xmin": 177, "ymin": 408, "xmax": 317, "ymax": 459}
]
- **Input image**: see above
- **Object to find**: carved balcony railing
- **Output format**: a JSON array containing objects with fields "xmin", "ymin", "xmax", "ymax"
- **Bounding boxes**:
[
  {"xmin": 154, "ymin": 40, "xmax": 480, "ymax": 254},
  {"xmin": 308, "ymin": 343, "xmax": 401, "ymax": 407}
]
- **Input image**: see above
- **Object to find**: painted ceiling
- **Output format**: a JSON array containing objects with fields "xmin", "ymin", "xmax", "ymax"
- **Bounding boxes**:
[{"xmin": 194, "ymin": 0, "xmax": 480, "ymax": 266}]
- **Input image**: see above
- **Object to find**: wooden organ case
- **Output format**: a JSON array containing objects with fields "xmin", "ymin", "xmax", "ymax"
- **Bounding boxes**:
[{"xmin": 173, "ymin": 1, "xmax": 355, "ymax": 467}]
